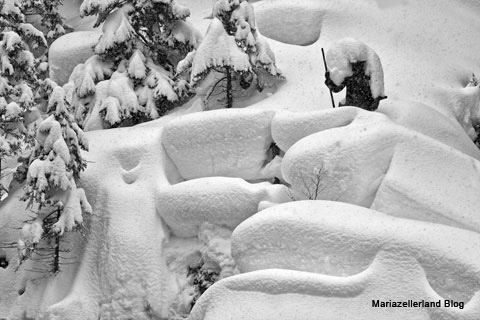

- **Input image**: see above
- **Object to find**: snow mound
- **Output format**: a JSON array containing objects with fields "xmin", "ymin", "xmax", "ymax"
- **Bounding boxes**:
[
  {"xmin": 189, "ymin": 253, "xmax": 480, "ymax": 320},
  {"xmin": 49, "ymin": 31, "xmax": 100, "ymax": 86},
  {"xmin": 378, "ymin": 99, "xmax": 480, "ymax": 160},
  {"xmin": 282, "ymin": 112, "xmax": 480, "ymax": 233},
  {"xmin": 231, "ymin": 201, "xmax": 480, "ymax": 301},
  {"xmin": 254, "ymin": 0, "xmax": 324, "ymax": 46},
  {"xmin": 272, "ymin": 103, "xmax": 480, "ymax": 159},
  {"xmin": 271, "ymin": 107, "xmax": 360, "ymax": 151},
  {"xmin": 189, "ymin": 200, "xmax": 480, "ymax": 319},
  {"xmin": 157, "ymin": 177, "xmax": 290, "ymax": 237},
  {"xmin": 3, "ymin": 0, "xmax": 480, "ymax": 318},
  {"xmin": 162, "ymin": 109, "xmax": 276, "ymax": 180}
]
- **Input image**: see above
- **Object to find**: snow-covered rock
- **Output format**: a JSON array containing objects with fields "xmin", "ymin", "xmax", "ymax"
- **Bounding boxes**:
[
  {"xmin": 188, "ymin": 200, "xmax": 480, "ymax": 320},
  {"xmin": 271, "ymin": 107, "xmax": 360, "ymax": 151},
  {"xmin": 282, "ymin": 111, "xmax": 480, "ymax": 233},
  {"xmin": 157, "ymin": 177, "xmax": 290, "ymax": 237},
  {"xmin": 162, "ymin": 109, "xmax": 277, "ymax": 180},
  {"xmin": 189, "ymin": 254, "xmax": 480, "ymax": 320},
  {"xmin": 231, "ymin": 201, "xmax": 480, "ymax": 300},
  {"xmin": 273, "ymin": 103, "xmax": 480, "ymax": 159},
  {"xmin": 254, "ymin": 0, "xmax": 324, "ymax": 46},
  {"xmin": 49, "ymin": 31, "xmax": 100, "ymax": 85},
  {"xmin": 378, "ymin": 99, "xmax": 480, "ymax": 160},
  {"xmin": 187, "ymin": 201, "xmax": 480, "ymax": 320}
]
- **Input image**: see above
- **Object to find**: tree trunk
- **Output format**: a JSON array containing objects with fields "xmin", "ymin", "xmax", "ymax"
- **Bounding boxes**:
[
  {"xmin": 0, "ymin": 159, "xmax": 2, "ymax": 195},
  {"xmin": 225, "ymin": 66, "xmax": 233, "ymax": 108},
  {"xmin": 52, "ymin": 208, "xmax": 61, "ymax": 274}
]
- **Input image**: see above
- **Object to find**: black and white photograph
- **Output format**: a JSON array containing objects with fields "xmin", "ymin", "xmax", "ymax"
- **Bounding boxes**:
[{"xmin": 1, "ymin": 0, "xmax": 480, "ymax": 319}]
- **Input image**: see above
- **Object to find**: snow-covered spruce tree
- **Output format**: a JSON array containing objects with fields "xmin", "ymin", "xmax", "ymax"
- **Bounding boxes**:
[
  {"xmin": 0, "ymin": 0, "xmax": 48, "ymax": 201},
  {"xmin": 182, "ymin": 0, "xmax": 282, "ymax": 109},
  {"xmin": 0, "ymin": 98, "xmax": 24, "ymax": 201},
  {"xmin": 18, "ymin": 85, "xmax": 91, "ymax": 274},
  {"xmin": 22, "ymin": 0, "xmax": 73, "ymax": 79},
  {"xmin": 23, "ymin": 0, "xmax": 71, "ymax": 44},
  {"xmin": 66, "ymin": 0, "xmax": 201, "ymax": 130}
]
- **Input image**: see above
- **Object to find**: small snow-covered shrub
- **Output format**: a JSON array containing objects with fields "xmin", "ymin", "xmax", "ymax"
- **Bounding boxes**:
[
  {"xmin": 66, "ymin": 0, "xmax": 202, "ymax": 130},
  {"xmin": 187, "ymin": 259, "xmax": 220, "ymax": 310},
  {"xmin": 184, "ymin": 0, "xmax": 283, "ymax": 110},
  {"xmin": 286, "ymin": 166, "xmax": 328, "ymax": 201}
]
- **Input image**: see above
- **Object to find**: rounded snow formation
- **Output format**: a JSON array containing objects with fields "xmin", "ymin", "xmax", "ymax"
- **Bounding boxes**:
[
  {"xmin": 377, "ymin": 99, "xmax": 480, "ymax": 160},
  {"xmin": 189, "ymin": 254, "xmax": 480, "ymax": 320},
  {"xmin": 254, "ymin": 0, "xmax": 324, "ymax": 46},
  {"xmin": 49, "ymin": 31, "xmax": 99, "ymax": 85},
  {"xmin": 231, "ymin": 201, "xmax": 480, "ymax": 302},
  {"xmin": 281, "ymin": 110, "xmax": 480, "ymax": 234},
  {"xmin": 162, "ymin": 109, "xmax": 276, "ymax": 180},
  {"xmin": 271, "ymin": 107, "xmax": 361, "ymax": 151},
  {"xmin": 157, "ymin": 177, "xmax": 290, "ymax": 237},
  {"xmin": 188, "ymin": 200, "xmax": 480, "ymax": 320},
  {"xmin": 272, "ymin": 104, "xmax": 480, "ymax": 159}
]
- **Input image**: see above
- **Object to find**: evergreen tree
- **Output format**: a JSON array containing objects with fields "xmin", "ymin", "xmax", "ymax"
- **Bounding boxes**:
[
  {"xmin": 66, "ymin": 0, "xmax": 202, "ymax": 130},
  {"xmin": 22, "ymin": 0, "xmax": 71, "ymax": 44},
  {"xmin": 18, "ymin": 84, "xmax": 91, "ymax": 273},
  {"xmin": 185, "ymin": 0, "xmax": 283, "ymax": 109},
  {"xmin": 0, "ymin": 0, "xmax": 47, "ymax": 201},
  {"xmin": 22, "ymin": 0, "xmax": 73, "ymax": 79}
]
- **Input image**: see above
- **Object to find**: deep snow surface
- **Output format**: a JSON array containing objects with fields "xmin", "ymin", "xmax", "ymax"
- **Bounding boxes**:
[{"xmin": 1, "ymin": 0, "xmax": 480, "ymax": 319}]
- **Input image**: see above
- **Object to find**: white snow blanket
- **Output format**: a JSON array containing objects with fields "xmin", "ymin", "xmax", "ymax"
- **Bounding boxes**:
[
  {"xmin": 1, "ymin": 0, "xmax": 480, "ymax": 319},
  {"xmin": 187, "ymin": 201, "xmax": 480, "ymax": 320},
  {"xmin": 231, "ymin": 201, "xmax": 480, "ymax": 297},
  {"xmin": 271, "ymin": 107, "xmax": 361, "ymax": 151},
  {"xmin": 273, "ymin": 104, "xmax": 480, "ymax": 159},
  {"xmin": 49, "ymin": 31, "xmax": 100, "ymax": 85},
  {"xmin": 254, "ymin": 0, "xmax": 324, "ymax": 46},
  {"xmin": 282, "ymin": 110, "xmax": 480, "ymax": 233},
  {"xmin": 190, "ymin": 259, "xmax": 480, "ymax": 320},
  {"xmin": 157, "ymin": 177, "xmax": 290, "ymax": 237},
  {"xmin": 162, "ymin": 109, "xmax": 276, "ymax": 180},
  {"xmin": 0, "ymin": 124, "xmax": 181, "ymax": 319},
  {"xmin": 378, "ymin": 99, "xmax": 480, "ymax": 160},
  {"xmin": 2, "ymin": 98, "xmax": 480, "ymax": 319}
]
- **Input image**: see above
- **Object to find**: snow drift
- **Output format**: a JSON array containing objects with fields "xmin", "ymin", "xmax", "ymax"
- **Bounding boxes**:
[
  {"xmin": 2, "ymin": 0, "xmax": 480, "ymax": 319},
  {"xmin": 49, "ymin": 31, "xmax": 99, "ymax": 86},
  {"xmin": 162, "ymin": 108, "xmax": 277, "ymax": 180},
  {"xmin": 157, "ymin": 177, "xmax": 290, "ymax": 237},
  {"xmin": 282, "ymin": 110, "xmax": 480, "ymax": 233},
  {"xmin": 189, "ymin": 201, "xmax": 480, "ymax": 320}
]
